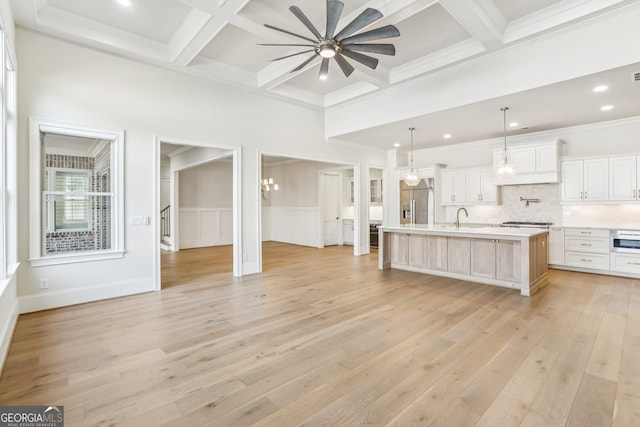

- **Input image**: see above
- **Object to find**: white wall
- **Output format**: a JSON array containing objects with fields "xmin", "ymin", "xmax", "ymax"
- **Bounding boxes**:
[
  {"xmin": 15, "ymin": 29, "xmax": 386, "ymax": 310},
  {"xmin": 178, "ymin": 160, "xmax": 233, "ymax": 248}
]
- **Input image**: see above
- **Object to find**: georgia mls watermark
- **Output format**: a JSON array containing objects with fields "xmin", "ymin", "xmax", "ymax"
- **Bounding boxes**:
[{"xmin": 0, "ymin": 406, "xmax": 64, "ymax": 427}]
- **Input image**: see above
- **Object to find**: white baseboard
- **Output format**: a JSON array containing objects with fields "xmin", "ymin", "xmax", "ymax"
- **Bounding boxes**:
[
  {"xmin": 0, "ymin": 300, "xmax": 19, "ymax": 378},
  {"xmin": 19, "ymin": 276, "xmax": 156, "ymax": 314},
  {"xmin": 160, "ymin": 242, "xmax": 172, "ymax": 251}
]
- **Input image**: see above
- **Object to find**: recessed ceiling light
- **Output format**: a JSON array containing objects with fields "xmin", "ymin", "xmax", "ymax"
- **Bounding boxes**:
[
  {"xmin": 318, "ymin": 74, "xmax": 328, "ymax": 81},
  {"xmin": 593, "ymin": 85, "xmax": 608, "ymax": 93},
  {"xmin": 443, "ymin": 134, "xmax": 452, "ymax": 139},
  {"xmin": 509, "ymin": 122, "xmax": 519, "ymax": 128},
  {"xmin": 117, "ymin": 0, "xmax": 132, "ymax": 6},
  {"xmin": 394, "ymin": 143, "xmax": 400, "ymax": 147},
  {"xmin": 601, "ymin": 105, "xmax": 614, "ymax": 111}
]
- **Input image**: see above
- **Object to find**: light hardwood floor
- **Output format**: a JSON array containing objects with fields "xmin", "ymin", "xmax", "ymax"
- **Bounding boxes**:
[{"xmin": 1, "ymin": 242, "xmax": 639, "ymax": 426}]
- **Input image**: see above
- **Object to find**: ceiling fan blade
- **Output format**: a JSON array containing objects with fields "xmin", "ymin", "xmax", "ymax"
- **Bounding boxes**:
[
  {"xmin": 258, "ymin": 43, "xmax": 316, "ymax": 47},
  {"xmin": 325, "ymin": 0, "xmax": 344, "ymax": 39},
  {"xmin": 291, "ymin": 54, "xmax": 318, "ymax": 72},
  {"xmin": 264, "ymin": 24, "xmax": 317, "ymax": 43},
  {"xmin": 342, "ymin": 43, "xmax": 396, "ymax": 56},
  {"xmin": 289, "ymin": 6, "xmax": 323, "ymax": 40},
  {"xmin": 269, "ymin": 50, "xmax": 316, "ymax": 62},
  {"xmin": 318, "ymin": 58, "xmax": 330, "ymax": 80},
  {"xmin": 339, "ymin": 25, "xmax": 400, "ymax": 44},
  {"xmin": 334, "ymin": 8, "xmax": 383, "ymax": 41},
  {"xmin": 334, "ymin": 53, "xmax": 355, "ymax": 77},
  {"xmin": 340, "ymin": 49, "xmax": 379, "ymax": 69}
]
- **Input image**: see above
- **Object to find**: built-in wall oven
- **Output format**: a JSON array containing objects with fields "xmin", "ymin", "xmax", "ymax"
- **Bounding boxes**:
[
  {"xmin": 610, "ymin": 230, "xmax": 640, "ymax": 253},
  {"xmin": 370, "ymin": 223, "xmax": 380, "ymax": 248}
]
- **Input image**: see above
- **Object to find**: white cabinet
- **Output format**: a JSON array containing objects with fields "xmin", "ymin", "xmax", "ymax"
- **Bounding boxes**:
[
  {"xmin": 548, "ymin": 227, "xmax": 565, "ymax": 265},
  {"xmin": 561, "ymin": 158, "xmax": 608, "ymax": 202},
  {"xmin": 466, "ymin": 168, "xmax": 498, "ymax": 204},
  {"xmin": 610, "ymin": 252, "xmax": 640, "ymax": 274},
  {"xmin": 370, "ymin": 178, "xmax": 383, "ymax": 204},
  {"xmin": 563, "ymin": 228, "xmax": 610, "ymax": 270},
  {"xmin": 343, "ymin": 220, "xmax": 354, "ymax": 245},
  {"xmin": 442, "ymin": 168, "xmax": 497, "ymax": 206},
  {"xmin": 609, "ymin": 155, "xmax": 640, "ymax": 201},
  {"xmin": 441, "ymin": 170, "xmax": 466, "ymax": 205},
  {"xmin": 492, "ymin": 140, "xmax": 560, "ymax": 185}
]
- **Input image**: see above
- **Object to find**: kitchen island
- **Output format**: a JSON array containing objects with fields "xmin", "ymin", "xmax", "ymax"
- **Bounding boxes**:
[{"xmin": 378, "ymin": 224, "xmax": 549, "ymax": 296}]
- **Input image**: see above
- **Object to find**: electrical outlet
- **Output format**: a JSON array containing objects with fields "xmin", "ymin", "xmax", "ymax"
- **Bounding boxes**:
[{"xmin": 39, "ymin": 278, "xmax": 49, "ymax": 289}]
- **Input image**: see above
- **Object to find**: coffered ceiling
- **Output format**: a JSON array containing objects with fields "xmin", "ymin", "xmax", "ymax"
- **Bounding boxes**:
[{"xmin": 10, "ymin": 0, "xmax": 640, "ymax": 149}]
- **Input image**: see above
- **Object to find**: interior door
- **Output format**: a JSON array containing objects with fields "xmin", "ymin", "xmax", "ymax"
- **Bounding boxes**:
[{"xmin": 323, "ymin": 173, "xmax": 340, "ymax": 246}]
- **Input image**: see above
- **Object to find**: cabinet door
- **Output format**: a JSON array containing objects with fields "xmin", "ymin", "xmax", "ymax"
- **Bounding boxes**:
[
  {"xmin": 496, "ymin": 240, "xmax": 522, "ymax": 282},
  {"xmin": 343, "ymin": 222, "xmax": 354, "ymax": 245},
  {"xmin": 447, "ymin": 237, "xmax": 470, "ymax": 275},
  {"xmin": 470, "ymin": 238, "xmax": 496, "ymax": 278},
  {"xmin": 480, "ymin": 168, "xmax": 497, "ymax": 203},
  {"xmin": 548, "ymin": 227, "xmax": 564, "ymax": 265},
  {"xmin": 466, "ymin": 170, "xmax": 482, "ymax": 203},
  {"xmin": 408, "ymin": 234, "xmax": 428, "ymax": 268},
  {"xmin": 609, "ymin": 156, "xmax": 637, "ymax": 201},
  {"xmin": 391, "ymin": 234, "xmax": 409, "ymax": 265},
  {"xmin": 452, "ymin": 171, "xmax": 467, "ymax": 204},
  {"xmin": 583, "ymin": 158, "xmax": 608, "ymax": 201},
  {"xmin": 441, "ymin": 171, "xmax": 454, "ymax": 205},
  {"xmin": 561, "ymin": 160, "xmax": 584, "ymax": 202},
  {"xmin": 426, "ymin": 236, "xmax": 448, "ymax": 271}
]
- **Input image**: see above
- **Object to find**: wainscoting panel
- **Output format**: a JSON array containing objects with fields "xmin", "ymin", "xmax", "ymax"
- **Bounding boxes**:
[
  {"xmin": 179, "ymin": 208, "xmax": 233, "ymax": 249},
  {"xmin": 270, "ymin": 207, "xmax": 321, "ymax": 248}
]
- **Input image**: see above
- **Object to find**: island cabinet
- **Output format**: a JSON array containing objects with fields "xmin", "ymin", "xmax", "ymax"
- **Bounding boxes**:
[
  {"xmin": 379, "ymin": 225, "xmax": 549, "ymax": 296},
  {"xmin": 470, "ymin": 238, "xmax": 522, "ymax": 281}
]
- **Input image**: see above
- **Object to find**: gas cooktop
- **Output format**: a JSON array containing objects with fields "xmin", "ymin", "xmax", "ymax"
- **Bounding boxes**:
[{"xmin": 501, "ymin": 221, "xmax": 553, "ymax": 228}]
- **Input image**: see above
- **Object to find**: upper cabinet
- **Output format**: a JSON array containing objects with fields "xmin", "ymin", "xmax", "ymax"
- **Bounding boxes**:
[
  {"xmin": 441, "ymin": 168, "xmax": 497, "ymax": 206},
  {"xmin": 492, "ymin": 140, "xmax": 561, "ymax": 185},
  {"xmin": 609, "ymin": 155, "xmax": 640, "ymax": 201},
  {"xmin": 561, "ymin": 158, "xmax": 609, "ymax": 202},
  {"xmin": 370, "ymin": 178, "xmax": 383, "ymax": 204}
]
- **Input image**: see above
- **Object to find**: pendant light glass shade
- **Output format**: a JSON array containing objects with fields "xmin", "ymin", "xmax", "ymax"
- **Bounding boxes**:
[
  {"xmin": 494, "ymin": 107, "xmax": 516, "ymax": 179},
  {"xmin": 403, "ymin": 127, "xmax": 421, "ymax": 186}
]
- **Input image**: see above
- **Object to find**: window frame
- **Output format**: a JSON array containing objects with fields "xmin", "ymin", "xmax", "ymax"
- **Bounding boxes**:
[{"xmin": 29, "ymin": 118, "xmax": 125, "ymax": 266}]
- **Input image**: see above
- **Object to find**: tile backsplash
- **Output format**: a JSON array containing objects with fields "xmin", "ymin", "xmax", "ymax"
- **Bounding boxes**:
[
  {"xmin": 443, "ymin": 183, "xmax": 640, "ymax": 227},
  {"xmin": 443, "ymin": 184, "xmax": 562, "ymax": 225}
]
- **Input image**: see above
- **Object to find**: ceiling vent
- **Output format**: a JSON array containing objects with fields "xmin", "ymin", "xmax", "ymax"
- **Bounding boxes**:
[{"xmin": 633, "ymin": 72, "xmax": 640, "ymax": 82}]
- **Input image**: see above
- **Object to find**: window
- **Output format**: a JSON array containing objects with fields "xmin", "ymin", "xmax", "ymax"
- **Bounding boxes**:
[
  {"xmin": 1, "ymin": 31, "xmax": 16, "ymax": 280},
  {"xmin": 29, "ymin": 119, "xmax": 124, "ymax": 265}
]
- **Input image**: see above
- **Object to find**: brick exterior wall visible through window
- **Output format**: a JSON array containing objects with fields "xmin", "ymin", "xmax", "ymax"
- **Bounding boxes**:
[{"xmin": 45, "ymin": 146, "xmax": 111, "ymax": 254}]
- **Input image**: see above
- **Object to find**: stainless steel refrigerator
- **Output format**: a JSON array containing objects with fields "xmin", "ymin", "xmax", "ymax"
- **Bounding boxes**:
[{"xmin": 400, "ymin": 178, "xmax": 434, "ymax": 225}]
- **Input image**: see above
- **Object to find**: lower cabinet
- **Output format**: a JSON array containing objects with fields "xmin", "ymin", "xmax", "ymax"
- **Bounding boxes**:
[
  {"xmin": 391, "ymin": 233, "xmax": 449, "ymax": 271},
  {"xmin": 426, "ymin": 235, "xmax": 448, "ymax": 271},
  {"xmin": 448, "ymin": 237, "xmax": 470, "ymax": 275},
  {"xmin": 470, "ymin": 238, "xmax": 522, "ymax": 282},
  {"xmin": 390, "ymin": 233, "xmax": 409, "ymax": 265},
  {"xmin": 343, "ymin": 220, "xmax": 354, "ymax": 245},
  {"xmin": 408, "ymin": 234, "xmax": 428, "ymax": 268},
  {"xmin": 610, "ymin": 253, "xmax": 640, "ymax": 274}
]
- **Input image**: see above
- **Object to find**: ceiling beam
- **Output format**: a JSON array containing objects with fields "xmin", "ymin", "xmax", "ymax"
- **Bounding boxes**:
[
  {"xmin": 170, "ymin": 0, "xmax": 251, "ymax": 67},
  {"xmin": 439, "ymin": 0, "xmax": 506, "ymax": 50}
]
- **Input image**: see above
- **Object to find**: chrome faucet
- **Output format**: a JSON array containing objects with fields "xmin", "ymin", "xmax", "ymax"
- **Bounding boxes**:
[{"xmin": 454, "ymin": 207, "xmax": 468, "ymax": 228}]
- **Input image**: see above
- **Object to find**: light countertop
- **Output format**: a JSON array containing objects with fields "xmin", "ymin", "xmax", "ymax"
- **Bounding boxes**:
[{"xmin": 379, "ymin": 224, "xmax": 548, "ymax": 238}]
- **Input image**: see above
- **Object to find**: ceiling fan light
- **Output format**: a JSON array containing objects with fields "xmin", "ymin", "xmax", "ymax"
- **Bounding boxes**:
[{"xmin": 319, "ymin": 45, "xmax": 336, "ymax": 58}]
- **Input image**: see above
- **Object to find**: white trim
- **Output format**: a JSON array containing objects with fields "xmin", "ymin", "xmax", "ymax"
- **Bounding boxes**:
[
  {"xmin": 29, "ymin": 250, "xmax": 126, "ymax": 267},
  {"xmin": 0, "ymin": 300, "xmax": 18, "ymax": 378},
  {"xmin": 19, "ymin": 276, "xmax": 156, "ymax": 314},
  {"xmin": 29, "ymin": 118, "xmax": 125, "ymax": 265},
  {"xmin": 153, "ymin": 135, "xmax": 242, "ymax": 284}
]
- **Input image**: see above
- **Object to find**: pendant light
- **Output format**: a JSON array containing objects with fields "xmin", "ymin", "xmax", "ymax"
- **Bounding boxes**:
[
  {"xmin": 403, "ymin": 127, "xmax": 421, "ymax": 186},
  {"xmin": 494, "ymin": 107, "xmax": 516, "ymax": 179}
]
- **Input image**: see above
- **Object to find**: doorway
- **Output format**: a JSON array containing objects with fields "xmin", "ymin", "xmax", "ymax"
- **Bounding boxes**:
[
  {"xmin": 322, "ymin": 172, "xmax": 341, "ymax": 246},
  {"xmin": 154, "ymin": 139, "xmax": 241, "ymax": 290}
]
